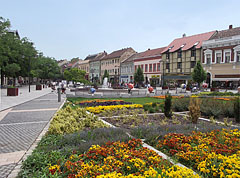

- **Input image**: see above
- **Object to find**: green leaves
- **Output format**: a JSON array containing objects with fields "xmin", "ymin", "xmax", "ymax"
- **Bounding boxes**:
[
  {"xmin": 134, "ymin": 67, "xmax": 144, "ymax": 85},
  {"xmin": 5, "ymin": 63, "xmax": 21, "ymax": 77},
  {"xmin": 192, "ymin": 60, "xmax": 207, "ymax": 86},
  {"xmin": 64, "ymin": 68, "xmax": 87, "ymax": 83}
]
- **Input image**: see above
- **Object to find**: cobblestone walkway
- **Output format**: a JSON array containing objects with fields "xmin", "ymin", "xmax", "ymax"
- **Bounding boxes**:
[{"xmin": 0, "ymin": 92, "xmax": 64, "ymax": 177}]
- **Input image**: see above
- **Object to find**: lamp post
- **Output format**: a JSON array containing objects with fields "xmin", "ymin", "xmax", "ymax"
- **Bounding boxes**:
[{"xmin": 28, "ymin": 57, "xmax": 31, "ymax": 92}]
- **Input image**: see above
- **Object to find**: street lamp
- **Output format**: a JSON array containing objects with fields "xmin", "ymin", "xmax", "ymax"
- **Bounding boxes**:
[{"xmin": 28, "ymin": 57, "xmax": 31, "ymax": 92}]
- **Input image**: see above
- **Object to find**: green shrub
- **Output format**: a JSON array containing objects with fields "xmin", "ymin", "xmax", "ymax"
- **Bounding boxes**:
[
  {"xmin": 172, "ymin": 98, "xmax": 190, "ymax": 112},
  {"xmin": 47, "ymin": 106, "xmax": 107, "ymax": 135},
  {"xmin": 143, "ymin": 104, "xmax": 151, "ymax": 111},
  {"xmin": 152, "ymin": 102, "xmax": 157, "ymax": 107},
  {"xmin": 148, "ymin": 107, "xmax": 155, "ymax": 113},
  {"xmin": 164, "ymin": 94, "xmax": 172, "ymax": 118},
  {"xmin": 200, "ymin": 99, "xmax": 223, "ymax": 118},
  {"xmin": 234, "ymin": 98, "xmax": 240, "ymax": 123}
]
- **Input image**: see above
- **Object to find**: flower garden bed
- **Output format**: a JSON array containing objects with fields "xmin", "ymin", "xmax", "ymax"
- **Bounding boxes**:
[
  {"xmin": 150, "ymin": 128, "xmax": 240, "ymax": 178},
  {"xmin": 75, "ymin": 99, "xmax": 133, "ymax": 107},
  {"xmin": 19, "ymin": 96, "xmax": 240, "ymax": 178},
  {"xmin": 101, "ymin": 113, "xmax": 194, "ymax": 130},
  {"xmin": 48, "ymin": 139, "xmax": 199, "ymax": 178}
]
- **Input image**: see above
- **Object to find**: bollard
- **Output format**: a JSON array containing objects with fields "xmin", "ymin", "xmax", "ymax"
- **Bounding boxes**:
[{"xmin": 58, "ymin": 88, "xmax": 61, "ymax": 102}]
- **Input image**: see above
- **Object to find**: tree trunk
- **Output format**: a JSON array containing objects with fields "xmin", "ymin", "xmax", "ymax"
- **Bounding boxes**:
[{"xmin": 1, "ymin": 70, "xmax": 4, "ymax": 87}]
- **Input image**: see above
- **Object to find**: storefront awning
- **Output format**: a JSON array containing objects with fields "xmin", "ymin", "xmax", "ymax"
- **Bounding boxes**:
[
  {"xmin": 212, "ymin": 78, "xmax": 240, "ymax": 81},
  {"xmin": 164, "ymin": 75, "xmax": 192, "ymax": 80}
]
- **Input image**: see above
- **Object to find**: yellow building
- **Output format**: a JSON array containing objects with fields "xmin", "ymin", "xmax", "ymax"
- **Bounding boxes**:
[{"xmin": 161, "ymin": 31, "xmax": 216, "ymax": 85}]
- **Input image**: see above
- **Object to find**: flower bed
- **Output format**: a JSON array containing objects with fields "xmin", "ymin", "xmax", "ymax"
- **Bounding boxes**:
[
  {"xmin": 153, "ymin": 95, "xmax": 184, "ymax": 99},
  {"xmin": 75, "ymin": 99, "xmax": 133, "ymax": 107},
  {"xmin": 155, "ymin": 128, "xmax": 240, "ymax": 177},
  {"xmin": 86, "ymin": 104, "xmax": 143, "ymax": 114},
  {"xmin": 49, "ymin": 139, "xmax": 199, "ymax": 178}
]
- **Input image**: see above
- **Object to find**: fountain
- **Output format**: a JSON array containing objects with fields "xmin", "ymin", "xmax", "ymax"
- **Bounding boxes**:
[{"xmin": 102, "ymin": 77, "xmax": 108, "ymax": 88}]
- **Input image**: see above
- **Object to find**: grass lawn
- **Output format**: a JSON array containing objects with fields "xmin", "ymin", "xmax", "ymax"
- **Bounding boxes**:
[{"xmin": 67, "ymin": 97, "xmax": 164, "ymax": 105}]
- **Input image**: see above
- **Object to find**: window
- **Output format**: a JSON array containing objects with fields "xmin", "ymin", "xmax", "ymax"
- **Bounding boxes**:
[
  {"xmin": 166, "ymin": 63, "xmax": 170, "ymax": 70},
  {"xmin": 135, "ymin": 66, "xmax": 137, "ymax": 71},
  {"xmin": 225, "ymin": 52, "xmax": 231, "ymax": 63},
  {"xmin": 237, "ymin": 51, "xmax": 240, "ymax": 62},
  {"xmin": 157, "ymin": 63, "xmax": 160, "ymax": 71},
  {"xmin": 191, "ymin": 49, "xmax": 196, "ymax": 57},
  {"xmin": 177, "ymin": 62, "xmax": 182, "ymax": 69},
  {"xmin": 145, "ymin": 64, "xmax": 148, "ymax": 72},
  {"xmin": 177, "ymin": 50, "xmax": 182, "ymax": 58},
  {"xmin": 216, "ymin": 53, "xmax": 222, "ymax": 63},
  {"xmin": 166, "ymin": 52, "xmax": 170, "ymax": 59},
  {"xmin": 191, "ymin": 61, "xmax": 196, "ymax": 68},
  {"xmin": 206, "ymin": 54, "xmax": 211, "ymax": 64},
  {"xmin": 149, "ymin": 64, "xmax": 152, "ymax": 72},
  {"xmin": 141, "ymin": 64, "xmax": 144, "ymax": 70},
  {"xmin": 153, "ymin": 64, "xmax": 156, "ymax": 72}
]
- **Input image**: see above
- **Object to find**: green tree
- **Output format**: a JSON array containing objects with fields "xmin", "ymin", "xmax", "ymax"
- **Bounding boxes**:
[
  {"xmin": 0, "ymin": 17, "xmax": 38, "ymax": 86},
  {"xmin": 134, "ymin": 67, "xmax": 144, "ymax": 86},
  {"xmin": 31, "ymin": 56, "xmax": 61, "ymax": 81},
  {"xmin": 64, "ymin": 68, "xmax": 88, "ymax": 84},
  {"xmin": 192, "ymin": 61, "xmax": 207, "ymax": 87}
]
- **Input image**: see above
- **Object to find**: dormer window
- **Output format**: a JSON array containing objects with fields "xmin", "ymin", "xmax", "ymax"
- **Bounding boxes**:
[
  {"xmin": 180, "ymin": 44, "xmax": 185, "ymax": 48},
  {"xmin": 193, "ymin": 41, "xmax": 199, "ymax": 46}
]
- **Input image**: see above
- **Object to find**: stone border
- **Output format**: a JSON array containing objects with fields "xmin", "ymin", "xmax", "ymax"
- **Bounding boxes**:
[
  {"xmin": 174, "ymin": 112, "xmax": 240, "ymax": 128},
  {"xmin": 7, "ymin": 98, "xmax": 66, "ymax": 178}
]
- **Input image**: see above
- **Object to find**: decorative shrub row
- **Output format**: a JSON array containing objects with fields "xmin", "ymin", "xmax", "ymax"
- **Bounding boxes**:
[{"xmin": 48, "ymin": 105, "xmax": 107, "ymax": 135}]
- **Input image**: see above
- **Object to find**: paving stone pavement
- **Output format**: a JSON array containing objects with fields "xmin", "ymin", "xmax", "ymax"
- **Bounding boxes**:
[
  {"xmin": 0, "ymin": 92, "xmax": 65, "ymax": 177},
  {"xmin": 0, "ymin": 164, "xmax": 16, "ymax": 178}
]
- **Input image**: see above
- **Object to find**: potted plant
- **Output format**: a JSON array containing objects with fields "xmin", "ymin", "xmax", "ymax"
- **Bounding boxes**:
[
  {"xmin": 7, "ymin": 85, "xmax": 19, "ymax": 96},
  {"xmin": 5, "ymin": 63, "xmax": 21, "ymax": 96},
  {"xmin": 36, "ymin": 82, "xmax": 42, "ymax": 90}
]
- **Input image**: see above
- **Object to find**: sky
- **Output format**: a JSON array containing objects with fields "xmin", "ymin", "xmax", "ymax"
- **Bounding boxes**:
[{"xmin": 1, "ymin": 0, "xmax": 240, "ymax": 60}]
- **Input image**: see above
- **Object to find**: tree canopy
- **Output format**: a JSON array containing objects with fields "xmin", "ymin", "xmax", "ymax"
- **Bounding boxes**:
[
  {"xmin": 134, "ymin": 67, "xmax": 144, "ymax": 85},
  {"xmin": 192, "ymin": 60, "xmax": 207, "ymax": 87},
  {"xmin": 64, "ymin": 68, "xmax": 88, "ymax": 84},
  {"xmin": 0, "ymin": 16, "xmax": 61, "ymax": 86}
]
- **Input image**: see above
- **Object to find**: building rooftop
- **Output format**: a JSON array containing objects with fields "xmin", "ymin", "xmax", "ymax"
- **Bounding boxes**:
[
  {"xmin": 136, "ymin": 47, "xmax": 166, "ymax": 59},
  {"xmin": 102, "ymin": 48, "xmax": 133, "ymax": 60},
  {"xmin": 162, "ymin": 31, "xmax": 216, "ymax": 53},
  {"xmin": 210, "ymin": 25, "xmax": 240, "ymax": 40}
]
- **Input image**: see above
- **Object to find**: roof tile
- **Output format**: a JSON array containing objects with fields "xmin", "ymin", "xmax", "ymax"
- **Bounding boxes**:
[{"xmin": 162, "ymin": 31, "xmax": 216, "ymax": 53}]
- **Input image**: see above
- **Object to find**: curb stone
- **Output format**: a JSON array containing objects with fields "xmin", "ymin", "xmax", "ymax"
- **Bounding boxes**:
[{"xmin": 7, "ymin": 98, "xmax": 66, "ymax": 178}]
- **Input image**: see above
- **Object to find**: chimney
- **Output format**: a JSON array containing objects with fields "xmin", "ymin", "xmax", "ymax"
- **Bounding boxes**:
[
  {"xmin": 229, "ymin": 25, "xmax": 233, "ymax": 29},
  {"xmin": 148, "ymin": 48, "xmax": 150, "ymax": 50},
  {"xmin": 182, "ymin": 33, "xmax": 186, "ymax": 38}
]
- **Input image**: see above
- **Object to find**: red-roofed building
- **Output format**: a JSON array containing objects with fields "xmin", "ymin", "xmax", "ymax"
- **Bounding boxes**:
[
  {"xmin": 132, "ymin": 47, "xmax": 166, "ymax": 86},
  {"xmin": 161, "ymin": 31, "xmax": 216, "ymax": 85}
]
